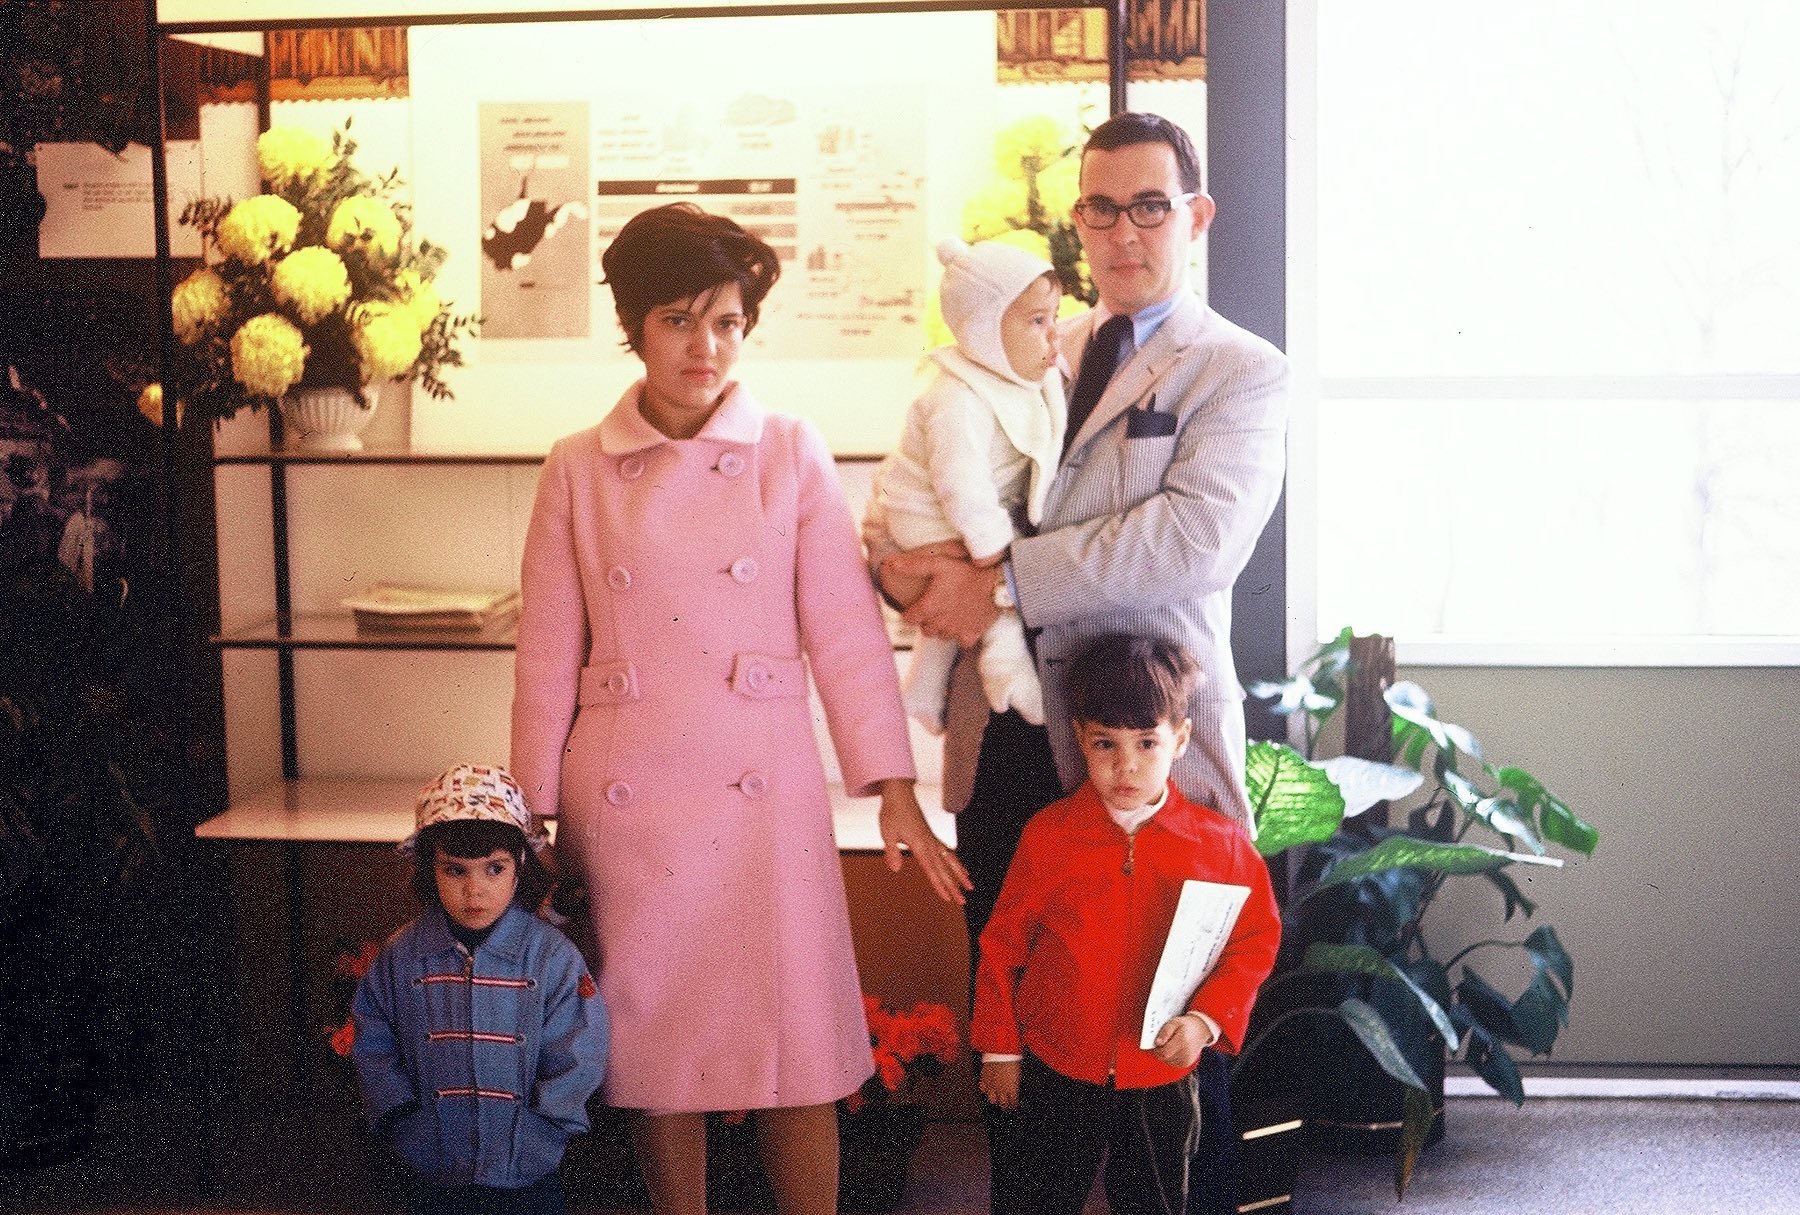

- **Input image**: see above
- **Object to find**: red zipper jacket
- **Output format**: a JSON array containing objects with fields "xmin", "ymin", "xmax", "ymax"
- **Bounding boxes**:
[{"xmin": 971, "ymin": 781, "xmax": 1281, "ymax": 1089}]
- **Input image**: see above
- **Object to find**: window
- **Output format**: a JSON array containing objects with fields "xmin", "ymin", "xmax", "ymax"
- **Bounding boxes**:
[{"xmin": 1289, "ymin": 0, "xmax": 1800, "ymax": 663}]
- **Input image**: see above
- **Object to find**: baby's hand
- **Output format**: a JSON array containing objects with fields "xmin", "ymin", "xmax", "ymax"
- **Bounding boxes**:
[
  {"xmin": 979, "ymin": 1059, "xmax": 1021, "ymax": 1111},
  {"xmin": 1151, "ymin": 1012, "xmax": 1216, "ymax": 1071}
]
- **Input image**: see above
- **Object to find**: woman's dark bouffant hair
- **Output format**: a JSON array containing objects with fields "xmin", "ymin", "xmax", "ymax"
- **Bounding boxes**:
[
  {"xmin": 600, "ymin": 202, "xmax": 781, "ymax": 352},
  {"xmin": 409, "ymin": 819, "xmax": 552, "ymax": 911},
  {"xmin": 1065, "ymin": 633, "xmax": 1202, "ymax": 730}
]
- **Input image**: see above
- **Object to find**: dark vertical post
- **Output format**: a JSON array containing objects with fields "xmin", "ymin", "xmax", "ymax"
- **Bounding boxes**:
[
  {"xmin": 1108, "ymin": 0, "xmax": 1129, "ymax": 114},
  {"xmin": 1208, "ymin": 0, "xmax": 1288, "ymax": 741}
]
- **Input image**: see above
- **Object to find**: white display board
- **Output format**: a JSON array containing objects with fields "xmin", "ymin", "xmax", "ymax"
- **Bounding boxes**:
[
  {"xmin": 407, "ymin": 12, "xmax": 996, "ymax": 455},
  {"xmin": 35, "ymin": 141, "xmax": 203, "ymax": 259}
]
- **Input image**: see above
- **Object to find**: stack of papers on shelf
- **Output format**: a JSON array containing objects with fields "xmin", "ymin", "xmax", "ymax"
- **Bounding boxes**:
[{"xmin": 342, "ymin": 584, "xmax": 521, "ymax": 632}]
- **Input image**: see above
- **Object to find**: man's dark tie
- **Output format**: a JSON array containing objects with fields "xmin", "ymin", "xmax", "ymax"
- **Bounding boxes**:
[{"xmin": 1063, "ymin": 313, "xmax": 1133, "ymax": 454}]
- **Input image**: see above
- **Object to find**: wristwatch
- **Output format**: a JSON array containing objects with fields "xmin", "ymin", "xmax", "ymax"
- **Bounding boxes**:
[{"xmin": 992, "ymin": 564, "xmax": 1016, "ymax": 610}]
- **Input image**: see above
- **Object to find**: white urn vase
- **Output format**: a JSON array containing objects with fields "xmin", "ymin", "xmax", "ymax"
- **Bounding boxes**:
[{"xmin": 280, "ymin": 385, "xmax": 375, "ymax": 454}]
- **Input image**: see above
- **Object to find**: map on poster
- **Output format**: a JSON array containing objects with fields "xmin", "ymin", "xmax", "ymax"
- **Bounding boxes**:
[
  {"xmin": 479, "ymin": 102, "xmax": 593, "ymax": 341},
  {"xmin": 590, "ymin": 88, "xmax": 926, "ymax": 360}
]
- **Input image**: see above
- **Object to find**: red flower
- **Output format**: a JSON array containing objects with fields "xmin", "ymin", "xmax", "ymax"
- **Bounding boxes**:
[
  {"xmin": 333, "ymin": 939, "xmax": 381, "ymax": 981},
  {"xmin": 579, "ymin": 973, "xmax": 597, "ymax": 1000},
  {"xmin": 861, "ymin": 993, "xmax": 961, "ymax": 1094},
  {"xmin": 327, "ymin": 1015, "xmax": 356, "ymax": 1057}
]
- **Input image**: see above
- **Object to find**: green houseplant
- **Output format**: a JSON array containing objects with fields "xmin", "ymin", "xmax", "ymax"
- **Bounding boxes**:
[{"xmin": 1233, "ymin": 629, "xmax": 1600, "ymax": 1197}]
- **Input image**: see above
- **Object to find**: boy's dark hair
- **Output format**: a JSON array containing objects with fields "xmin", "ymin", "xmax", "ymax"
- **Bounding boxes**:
[
  {"xmin": 1084, "ymin": 111, "xmax": 1204, "ymax": 196},
  {"xmin": 1065, "ymin": 633, "xmax": 1201, "ymax": 730},
  {"xmin": 600, "ymin": 202, "xmax": 781, "ymax": 353},
  {"xmin": 409, "ymin": 819, "xmax": 551, "ymax": 911}
]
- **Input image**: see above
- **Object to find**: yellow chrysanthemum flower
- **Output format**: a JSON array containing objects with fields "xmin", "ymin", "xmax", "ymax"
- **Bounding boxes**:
[
  {"xmin": 328, "ymin": 196, "xmax": 402, "ymax": 259},
  {"xmin": 1037, "ymin": 155, "xmax": 1081, "ymax": 220},
  {"xmin": 216, "ymin": 194, "xmax": 302, "ymax": 266},
  {"xmin": 962, "ymin": 179, "xmax": 1029, "ymax": 242},
  {"xmin": 994, "ymin": 116, "xmax": 1069, "ymax": 182},
  {"xmin": 171, "ymin": 267, "xmax": 228, "ymax": 344},
  {"xmin": 351, "ymin": 302, "xmax": 423, "ymax": 380},
  {"xmin": 272, "ymin": 246, "xmax": 352, "ymax": 325},
  {"xmin": 256, "ymin": 126, "xmax": 333, "ymax": 190},
  {"xmin": 230, "ymin": 313, "xmax": 308, "ymax": 398},
  {"xmin": 394, "ymin": 269, "xmax": 442, "ymax": 332}
]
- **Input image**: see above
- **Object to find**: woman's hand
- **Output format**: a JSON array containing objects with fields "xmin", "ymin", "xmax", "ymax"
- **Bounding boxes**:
[{"xmin": 876, "ymin": 779, "xmax": 972, "ymax": 906}]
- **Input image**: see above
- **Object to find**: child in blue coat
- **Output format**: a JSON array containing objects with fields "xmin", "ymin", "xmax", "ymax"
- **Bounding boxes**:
[{"xmin": 352, "ymin": 763, "xmax": 608, "ymax": 1215}]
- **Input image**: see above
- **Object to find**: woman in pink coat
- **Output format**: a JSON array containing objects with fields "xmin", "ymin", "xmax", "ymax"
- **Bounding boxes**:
[{"xmin": 510, "ymin": 203, "xmax": 970, "ymax": 1215}]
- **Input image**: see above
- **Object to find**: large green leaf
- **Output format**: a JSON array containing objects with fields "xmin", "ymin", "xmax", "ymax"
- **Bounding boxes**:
[
  {"xmin": 1386, "ymin": 681, "xmax": 1483, "ymax": 762},
  {"xmin": 1460, "ymin": 1020, "xmax": 1526, "ymax": 1105},
  {"xmin": 1319, "ymin": 756, "xmax": 1424, "ymax": 819},
  {"xmin": 1507, "ymin": 968, "xmax": 1568, "ymax": 1053},
  {"xmin": 1494, "ymin": 765, "xmax": 1599, "ymax": 856},
  {"xmin": 1395, "ymin": 1083, "xmax": 1437, "ymax": 1200},
  {"xmin": 1454, "ymin": 968, "xmax": 1518, "ymax": 1044},
  {"xmin": 1443, "ymin": 770, "xmax": 1545, "ymax": 855},
  {"xmin": 1302, "ymin": 942, "xmax": 1460, "ymax": 1050},
  {"xmin": 1315, "ymin": 835, "xmax": 1519, "ymax": 886},
  {"xmin": 1246, "ymin": 674, "xmax": 1337, "ymax": 718},
  {"xmin": 1525, "ymin": 924, "xmax": 1574, "ymax": 998},
  {"xmin": 1336, "ymin": 996, "xmax": 1426, "ymax": 1090},
  {"xmin": 1245, "ymin": 740, "xmax": 1344, "ymax": 856}
]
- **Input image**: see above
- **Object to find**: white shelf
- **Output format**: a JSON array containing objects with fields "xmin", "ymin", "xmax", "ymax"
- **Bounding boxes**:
[{"xmin": 196, "ymin": 777, "xmax": 954, "ymax": 852}]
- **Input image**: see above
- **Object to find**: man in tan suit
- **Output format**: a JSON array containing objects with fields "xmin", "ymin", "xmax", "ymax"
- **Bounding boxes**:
[{"xmin": 873, "ymin": 111, "xmax": 1289, "ymax": 1215}]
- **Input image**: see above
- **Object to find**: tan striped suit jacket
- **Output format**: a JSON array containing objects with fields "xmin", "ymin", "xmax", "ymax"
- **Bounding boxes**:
[{"xmin": 939, "ymin": 290, "xmax": 1290, "ymax": 830}]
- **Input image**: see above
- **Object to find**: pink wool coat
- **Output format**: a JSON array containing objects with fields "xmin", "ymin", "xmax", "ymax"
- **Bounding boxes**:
[{"xmin": 510, "ymin": 381, "xmax": 915, "ymax": 1113}]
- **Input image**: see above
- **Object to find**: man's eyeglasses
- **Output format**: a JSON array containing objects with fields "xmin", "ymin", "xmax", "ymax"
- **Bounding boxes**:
[{"xmin": 1072, "ymin": 192, "xmax": 1198, "ymax": 231}]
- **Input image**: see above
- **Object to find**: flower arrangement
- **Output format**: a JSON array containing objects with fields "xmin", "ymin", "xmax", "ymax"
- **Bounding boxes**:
[
  {"xmin": 962, "ymin": 115, "xmax": 1093, "ymax": 309},
  {"xmin": 166, "ymin": 122, "xmax": 476, "ymax": 424},
  {"xmin": 924, "ymin": 115, "xmax": 1092, "ymax": 351},
  {"xmin": 851, "ymin": 994, "xmax": 961, "ymax": 1112}
]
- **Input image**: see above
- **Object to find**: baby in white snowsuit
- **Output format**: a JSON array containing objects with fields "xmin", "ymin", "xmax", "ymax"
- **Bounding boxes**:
[{"xmin": 872, "ymin": 237, "xmax": 1066, "ymax": 731}]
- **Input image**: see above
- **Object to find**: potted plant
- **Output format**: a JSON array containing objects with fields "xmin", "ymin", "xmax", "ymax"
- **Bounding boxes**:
[
  {"xmin": 1232, "ymin": 629, "xmax": 1600, "ymax": 1198},
  {"xmin": 160, "ymin": 121, "xmax": 475, "ymax": 450}
]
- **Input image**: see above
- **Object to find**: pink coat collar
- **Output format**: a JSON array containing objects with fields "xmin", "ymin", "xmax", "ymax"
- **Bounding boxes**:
[{"xmin": 597, "ymin": 380, "xmax": 767, "ymax": 455}]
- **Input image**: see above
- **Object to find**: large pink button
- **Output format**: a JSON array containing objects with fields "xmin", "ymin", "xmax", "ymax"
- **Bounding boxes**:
[
  {"xmin": 729, "ymin": 557, "xmax": 759, "ymax": 584},
  {"xmin": 737, "ymin": 772, "xmax": 767, "ymax": 799},
  {"xmin": 619, "ymin": 455, "xmax": 645, "ymax": 480},
  {"xmin": 717, "ymin": 452, "xmax": 745, "ymax": 477},
  {"xmin": 605, "ymin": 781, "xmax": 632, "ymax": 806},
  {"xmin": 607, "ymin": 565, "xmax": 632, "ymax": 591}
]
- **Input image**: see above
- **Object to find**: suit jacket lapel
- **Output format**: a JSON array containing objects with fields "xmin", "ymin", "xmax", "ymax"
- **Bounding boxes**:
[{"xmin": 1064, "ymin": 292, "xmax": 1208, "ymax": 456}]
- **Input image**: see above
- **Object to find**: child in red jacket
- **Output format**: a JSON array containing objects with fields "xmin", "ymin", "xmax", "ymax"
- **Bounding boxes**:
[{"xmin": 971, "ymin": 634, "xmax": 1280, "ymax": 1215}]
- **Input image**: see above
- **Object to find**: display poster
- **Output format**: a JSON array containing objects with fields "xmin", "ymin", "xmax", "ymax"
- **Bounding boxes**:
[
  {"xmin": 590, "ymin": 88, "xmax": 926, "ymax": 360},
  {"xmin": 35, "ymin": 141, "xmax": 203, "ymax": 259},
  {"xmin": 478, "ymin": 102, "xmax": 592, "ymax": 341}
]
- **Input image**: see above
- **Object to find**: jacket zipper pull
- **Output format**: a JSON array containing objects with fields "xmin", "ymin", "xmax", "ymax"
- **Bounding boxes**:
[{"xmin": 1123, "ymin": 834, "xmax": 1135, "ymax": 876}]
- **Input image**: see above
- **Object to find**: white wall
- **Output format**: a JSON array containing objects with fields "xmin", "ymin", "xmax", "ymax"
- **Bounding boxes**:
[{"xmin": 1412, "ymin": 665, "xmax": 1800, "ymax": 1069}]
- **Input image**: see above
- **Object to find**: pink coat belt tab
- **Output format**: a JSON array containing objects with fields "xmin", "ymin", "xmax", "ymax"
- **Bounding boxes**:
[{"xmin": 729, "ymin": 653, "xmax": 806, "ymax": 699}]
